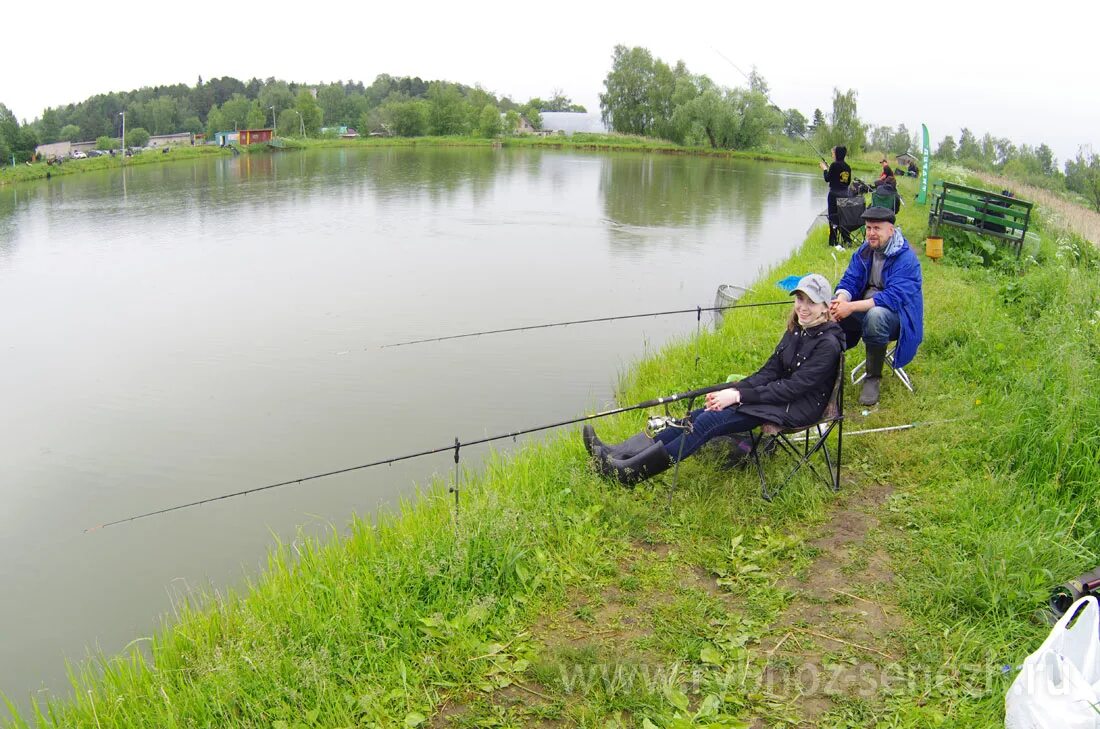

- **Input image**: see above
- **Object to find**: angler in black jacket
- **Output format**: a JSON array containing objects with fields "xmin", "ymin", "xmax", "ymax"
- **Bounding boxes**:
[
  {"xmin": 820, "ymin": 145, "xmax": 853, "ymax": 246},
  {"xmin": 585, "ymin": 274, "xmax": 845, "ymax": 486}
]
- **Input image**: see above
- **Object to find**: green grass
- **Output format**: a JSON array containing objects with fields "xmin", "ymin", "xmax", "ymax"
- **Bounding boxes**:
[{"xmin": 3, "ymin": 171, "xmax": 1098, "ymax": 727}]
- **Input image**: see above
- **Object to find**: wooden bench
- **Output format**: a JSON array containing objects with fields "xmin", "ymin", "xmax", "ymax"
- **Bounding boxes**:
[{"xmin": 929, "ymin": 182, "xmax": 1034, "ymax": 258}]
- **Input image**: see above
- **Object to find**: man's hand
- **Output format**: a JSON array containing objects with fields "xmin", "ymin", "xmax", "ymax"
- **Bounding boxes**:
[
  {"xmin": 819, "ymin": 161, "xmax": 828, "ymax": 171},
  {"xmin": 705, "ymin": 388, "xmax": 740, "ymax": 411},
  {"xmin": 830, "ymin": 299, "xmax": 855, "ymax": 320}
]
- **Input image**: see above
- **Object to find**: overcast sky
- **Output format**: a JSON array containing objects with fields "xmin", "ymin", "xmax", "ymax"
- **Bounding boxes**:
[{"xmin": 6, "ymin": 1, "xmax": 1097, "ymax": 165}]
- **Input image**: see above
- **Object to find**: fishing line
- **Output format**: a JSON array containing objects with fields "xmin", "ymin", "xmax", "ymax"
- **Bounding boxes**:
[
  {"xmin": 86, "ymin": 381, "xmax": 740, "ymax": 532},
  {"xmin": 710, "ymin": 47, "xmax": 829, "ymax": 165},
  {"xmin": 379, "ymin": 300, "xmax": 790, "ymax": 349}
]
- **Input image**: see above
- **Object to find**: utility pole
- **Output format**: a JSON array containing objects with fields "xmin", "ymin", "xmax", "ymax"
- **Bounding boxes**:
[
  {"xmin": 119, "ymin": 111, "xmax": 126, "ymax": 166},
  {"xmin": 270, "ymin": 106, "xmax": 276, "ymax": 136}
]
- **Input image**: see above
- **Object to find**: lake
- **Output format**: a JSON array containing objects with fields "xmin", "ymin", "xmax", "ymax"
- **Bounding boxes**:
[{"xmin": 0, "ymin": 146, "xmax": 822, "ymax": 713}]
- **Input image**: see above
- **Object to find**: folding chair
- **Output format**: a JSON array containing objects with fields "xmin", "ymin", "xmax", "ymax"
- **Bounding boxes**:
[
  {"xmin": 747, "ymin": 354, "xmax": 845, "ymax": 501},
  {"xmin": 850, "ymin": 345, "xmax": 913, "ymax": 392},
  {"xmin": 835, "ymin": 196, "xmax": 866, "ymax": 247}
]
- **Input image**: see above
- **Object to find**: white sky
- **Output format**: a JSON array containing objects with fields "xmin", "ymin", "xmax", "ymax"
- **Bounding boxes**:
[{"xmin": 6, "ymin": 1, "xmax": 1098, "ymax": 165}]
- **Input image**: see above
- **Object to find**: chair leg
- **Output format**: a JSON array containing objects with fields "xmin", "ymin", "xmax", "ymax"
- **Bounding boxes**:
[{"xmin": 750, "ymin": 431, "xmax": 772, "ymax": 502}]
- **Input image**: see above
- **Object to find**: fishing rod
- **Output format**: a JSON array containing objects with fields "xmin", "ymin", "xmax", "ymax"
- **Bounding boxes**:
[
  {"xmin": 710, "ymin": 47, "xmax": 830, "ymax": 165},
  {"xmin": 86, "ymin": 380, "xmax": 739, "ymax": 532},
  {"xmin": 379, "ymin": 299, "xmax": 790, "ymax": 349}
]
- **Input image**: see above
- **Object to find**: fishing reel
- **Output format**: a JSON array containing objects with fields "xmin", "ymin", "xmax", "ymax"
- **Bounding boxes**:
[
  {"xmin": 1050, "ymin": 566, "xmax": 1100, "ymax": 621},
  {"xmin": 646, "ymin": 403, "xmax": 692, "ymax": 436}
]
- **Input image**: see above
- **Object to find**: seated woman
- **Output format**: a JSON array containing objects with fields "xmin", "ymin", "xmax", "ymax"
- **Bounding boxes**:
[{"xmin": 584, "ymin": 274, "xmax": 845, "ymax": 486}]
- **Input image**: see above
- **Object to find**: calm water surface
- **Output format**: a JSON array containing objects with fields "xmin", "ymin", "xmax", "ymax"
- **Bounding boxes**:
[{"xmin": 0, "ymin": 147, "xmax": 821, "ymax": 712}]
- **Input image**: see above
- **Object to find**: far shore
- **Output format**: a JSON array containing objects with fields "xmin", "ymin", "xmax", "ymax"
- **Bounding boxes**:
[{"xmin": 1, "ymin": 134, "xmax": 881, "ymax": 188}]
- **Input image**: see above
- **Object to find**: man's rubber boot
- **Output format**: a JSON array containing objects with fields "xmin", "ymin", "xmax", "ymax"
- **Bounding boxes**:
[
  {"xmin": 604, "ymin": 441, "xmax": 673, "ymax": 488},
  {"xmin": 859, "ymin": 343, "xmax": 887, "ymax": 406},
  {"xmin": 583, "ymin": 425, "xmax": 654, "ymax": 459}
]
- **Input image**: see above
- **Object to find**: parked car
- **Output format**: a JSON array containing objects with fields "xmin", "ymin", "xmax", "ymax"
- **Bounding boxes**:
[
  {"xmin": 71, "ymin": 150, "xmax": 88, "ymax": 160},
  {"xmin": 87, "ymin": 150, "xmax": 108, "ymax": 157}
]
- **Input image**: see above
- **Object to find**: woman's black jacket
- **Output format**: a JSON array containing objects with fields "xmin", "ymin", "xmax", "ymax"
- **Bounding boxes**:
[{"xmin": 734, "ymin": 321, "xmax": 845, "ymax": 428}]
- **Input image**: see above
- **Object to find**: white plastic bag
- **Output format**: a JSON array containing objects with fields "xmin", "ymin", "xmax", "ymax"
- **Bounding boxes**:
[{"xmin": 1005, "ymin": 595, "xmax": 1100, "ymax": 728}]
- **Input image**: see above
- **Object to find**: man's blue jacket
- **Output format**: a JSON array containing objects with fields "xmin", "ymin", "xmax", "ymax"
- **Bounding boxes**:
[{"xmin": 835, "ymin": 229, "xmax": 924, "ymax": 368}]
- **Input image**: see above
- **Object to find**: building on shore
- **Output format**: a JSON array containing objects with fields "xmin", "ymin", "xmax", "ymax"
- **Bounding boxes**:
[{"xmin": 238, "ymin": 129, "xmax": 273, "ymax": 145}]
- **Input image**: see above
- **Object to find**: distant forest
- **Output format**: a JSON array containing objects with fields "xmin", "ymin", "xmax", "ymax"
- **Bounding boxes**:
[{"xmin": 0, "ymin": 75, "xmax": 586, "ymax": 159}]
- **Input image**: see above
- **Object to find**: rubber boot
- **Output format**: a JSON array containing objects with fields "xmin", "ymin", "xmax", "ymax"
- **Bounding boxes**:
[
  {"xmin": 859, "ymin": 343, "xmax": 887, "ymax": 406},
  {"xmin": 603, "ymin": 441, "xmax": 673, "ymax": 488},
  {"xmin": 582, "ymin": 424, "xmax": 653, "ymax": 459}
]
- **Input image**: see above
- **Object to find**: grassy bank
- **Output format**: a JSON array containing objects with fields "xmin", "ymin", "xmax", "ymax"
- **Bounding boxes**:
[
  {"xmin": 0, "ymin": 146, "xmax": 233, "ymax": 187},
  {"xmin": 4, "ymin": 174, "xmax": 1098, "ymax": 728},
  {"xmin": 1, "ymin": 134, "xmax": 878, "ymax": 189}
]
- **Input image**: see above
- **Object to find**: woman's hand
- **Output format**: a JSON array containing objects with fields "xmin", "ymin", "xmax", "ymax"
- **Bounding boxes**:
[
  {"xmin": 819, "ymin": 161, "xmax": 828, "ymax": 171},
  {"xmin": 705, "ymin": 388, "xmax": 740, "ymax": 411}
]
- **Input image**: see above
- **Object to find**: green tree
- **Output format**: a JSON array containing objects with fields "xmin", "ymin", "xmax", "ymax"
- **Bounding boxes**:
[
  {"xmin": 783, "ymin": 109, "xmax": 807, "ymax": 138},
  {"xmin": 379, "ymin": 98, "xmax": 430, "ymax": 136},
  {"xmin": 600, "ymin": 45, "xmax": 661, "ymax": 135},
  {"xmin": 502, "ymin": 109, "xmax": 521, "ymax": 135},
  {"xmin": 427, "ymin": 83, "xmax": 469, "ymax": 136},
  {"xmin": 475, "ymin": 103, "xmax": 502, "ymax": 138},
  {"xmin": 205, "ymin": 104, "xmax": 227, "ymax": 137},
  {"xmin": 820, "ymin": 88, "xmax": 865, "ymax": 154},
  {"xmin": 180, "ymin": 116, "xmax": 203, "ymax": 135},
  {"xmin": 96, "ymin": 135, "xmax": 119, "ymax": 150},
  {"xmin": 125, "ymin": 127, "xmax": 150, "ymax": 147},
  {"xmin": 811, "ymin": 108, "xmax": 826, "ymax": 131},
  {"xmin": 889, "ymin": 123, "xmax": 911, "ymax": 153},
  {"xmin": 670, "ymin": 88, "xmax": 737, "ymax": 148},
  {"xmin": 59, "ymin": 124, "xmax": 82, "ymax": 142},
  {"xmin": 294, "ymin": 91, "xmax": 323, "ymax": 135},
  {"xmin": 277, "ymin": 109, "xmax": 302, "ymax": 136},
  {"xmin": 1065, "ymin": 148, "xmax": 1100, "ymax": 211},
  {"xmin": 245, "ymin": 101, "xmax": 267, "ymax": 130},
  {"xmin": 1035, "ymin": 143, "xmax": 1056, "ymax": 176},
  {"xmin": 220, "ymin": 94, "xmax": 252, "ymax": 130},
  {"xmin": 957, "ymin": 128, "xmax": 981, "ymax": 161},
  {"xmin": 148, "ymin": 95, "xmax": 179, "ymax": 135},
  {"xmin": 316, "ymin": 83, "xmax": 348, "ymax": 126},
  {"xmin": 521, "ymin": 102, "xmax": 542, "ymax": 130},
  {"xmin": 729, "ymin": 87, "xmax": 781, "ymax": 149},
  {"xmin": 934, "ymin": 135, "xmax": 957, "ymax": 161}
]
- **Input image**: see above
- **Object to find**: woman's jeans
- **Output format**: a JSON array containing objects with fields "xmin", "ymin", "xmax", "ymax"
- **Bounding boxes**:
[{"xmin": 655, "ymin": 408, "xmax": 766, "ymax": 463}]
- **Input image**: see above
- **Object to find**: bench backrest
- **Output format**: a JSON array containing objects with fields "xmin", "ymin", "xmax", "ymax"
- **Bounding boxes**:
[{"xmin": 935, "ymin": 182, "xmax": 1033, "ymax": 238}]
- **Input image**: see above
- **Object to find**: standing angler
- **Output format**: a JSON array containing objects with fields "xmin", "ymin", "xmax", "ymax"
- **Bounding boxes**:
[
  {"xmin": 829, "ymin": 206, "xmax": 924, "ymax": 406},
  {"xmin": 820, "ymin": 145, "xmax": 853, "ymax": 246}
]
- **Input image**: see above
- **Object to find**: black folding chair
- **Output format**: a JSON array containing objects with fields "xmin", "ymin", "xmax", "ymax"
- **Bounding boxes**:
[
  {"xmin": 747, "ymin": 354, "xmax": 845, "ymax": 501},
  {"xmin": 836, "ymin": 196, "xmax": 866, "ymax": 247}
]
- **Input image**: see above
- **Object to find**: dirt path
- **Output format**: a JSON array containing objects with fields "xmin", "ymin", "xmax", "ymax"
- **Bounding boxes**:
[{"xmin": 753, "ymin": 481, "xmax": 903, "ymax": 726}]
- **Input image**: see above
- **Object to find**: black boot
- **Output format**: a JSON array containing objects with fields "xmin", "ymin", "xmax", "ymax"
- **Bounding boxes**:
[
  {"xmin": 583, "ymin": 425, "xmax": 654, "ymax": 459},
  {"xmin": 602, "ymin": 441, "xmax": 673, "ymax": 488},
  {"xmin": 860, "ymin": 344, "xmax": 887, "ymax": 406}
]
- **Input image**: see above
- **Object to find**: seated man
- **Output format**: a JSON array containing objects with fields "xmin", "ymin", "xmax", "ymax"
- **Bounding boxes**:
[{"xmin": 830, "ymin": 206, "xmax": 923, "ymax": 406}]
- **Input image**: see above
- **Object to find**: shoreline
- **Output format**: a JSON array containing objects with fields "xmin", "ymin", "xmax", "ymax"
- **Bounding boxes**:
[{"xmin": 0, "ymin": 134, "xmax": 879, "ymax": 189}]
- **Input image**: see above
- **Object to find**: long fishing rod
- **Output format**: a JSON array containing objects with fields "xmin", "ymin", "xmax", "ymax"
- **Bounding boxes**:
[
  {"xmin": 86, "ymin": 380, "xmax": 738, "ymax": 532},
  {"xmin": 379, "ymin": 299, "xmax": 790, "ymax": 349},
  {"xmin": 710, "ymin": 47, "xmax": 830, "ymax": 165}
]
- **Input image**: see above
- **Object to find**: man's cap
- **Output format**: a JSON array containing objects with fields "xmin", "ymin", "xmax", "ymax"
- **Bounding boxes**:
[
  {"xmin": 861, "ymin": 206, "xmax": 896, "ymax": 223},
  {"xmin": 790, "ymin": 273, "xmax": 832, "ymax": 304}
]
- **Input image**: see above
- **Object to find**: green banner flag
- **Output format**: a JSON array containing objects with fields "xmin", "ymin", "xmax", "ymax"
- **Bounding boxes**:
[{"xmin": 917, "ymin": 123, "xmax": 930, "ymax": 205}]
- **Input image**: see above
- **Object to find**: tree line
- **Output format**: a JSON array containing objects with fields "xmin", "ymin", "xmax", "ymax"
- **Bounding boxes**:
[
  {"xmin": 599, "ymin": 45, "xmax": 1100, "ymax": 211},
  {"xmin": 0, "ymin": 76, "xmax": 589, "ymax": 162}
]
